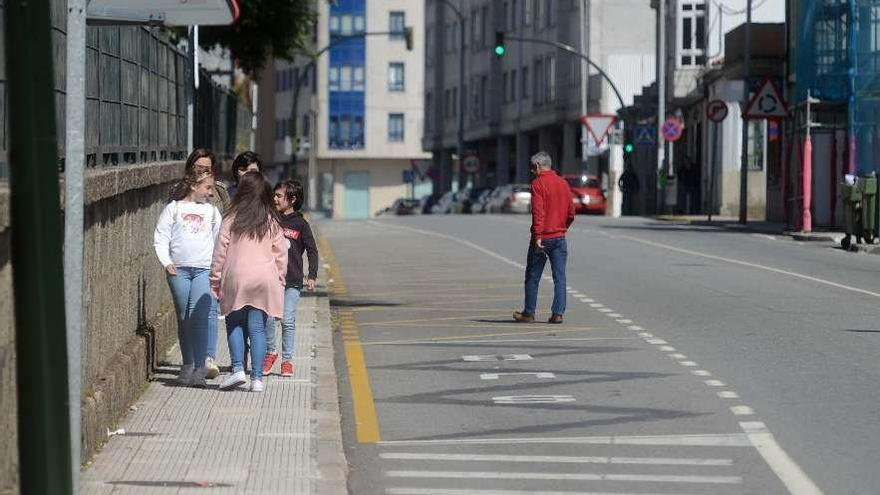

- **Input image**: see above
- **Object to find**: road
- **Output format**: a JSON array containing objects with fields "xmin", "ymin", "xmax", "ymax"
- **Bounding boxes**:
[{"xmin": 320, "ymin": 214, "xmax": 880, "ymax": 495}]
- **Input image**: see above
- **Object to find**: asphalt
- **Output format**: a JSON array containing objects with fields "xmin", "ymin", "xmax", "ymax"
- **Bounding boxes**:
[{"xmin": 319, "ymin": 213, "xmax": 880, "ymax": 495}]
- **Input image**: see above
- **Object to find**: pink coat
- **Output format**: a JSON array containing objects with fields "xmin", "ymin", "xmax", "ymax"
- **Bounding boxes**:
[{"xmin": 210, "ymin": 215, "xmax": 288, "ymax": 319}]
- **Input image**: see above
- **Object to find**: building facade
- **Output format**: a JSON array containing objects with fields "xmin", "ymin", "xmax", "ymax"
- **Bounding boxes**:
[
  {"xmin": 423, "ymin": 0, "xmax": 656, "ymax": 195},
  {"xmin": 257, "ymin": 0, "xmax": 430, "ymax": 219}
]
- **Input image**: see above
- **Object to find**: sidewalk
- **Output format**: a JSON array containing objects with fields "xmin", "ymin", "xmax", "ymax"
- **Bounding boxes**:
[
  {"xmin": 655, "ymin": 214, "xmax": 846, "ymax": 243},
  {"xmin": 80, "ymin": 271, "xmax": 346, "ymax": 494}
]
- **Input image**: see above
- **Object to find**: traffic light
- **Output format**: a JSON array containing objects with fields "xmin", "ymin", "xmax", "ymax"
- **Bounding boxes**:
[
  {"xmin": 494, "ymin": 31, "xmax": 506, "ymax": 57},
  {"xmin": 404, "ymin": 27, "xmax": 413, "ymax": 51},
  {"xmin": 624, "ymin": 142, "xmax": 634, "ymax": 154}
]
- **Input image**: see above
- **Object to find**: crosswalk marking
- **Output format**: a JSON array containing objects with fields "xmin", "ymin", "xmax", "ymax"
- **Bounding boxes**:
[
  {"xmin": 378, "ymin": 433, "xmax": 754, "ymax": 447},
  {"xmin": 480, "ymin": 372, "xmax": 556, "ymax": 380},
  {"xmin": 384, "ymin": 471, "xmax": 743, "ymax": 484},
  {"xmin": 380, "ymin": 453, "xmax": 733, "ymax": 466}
]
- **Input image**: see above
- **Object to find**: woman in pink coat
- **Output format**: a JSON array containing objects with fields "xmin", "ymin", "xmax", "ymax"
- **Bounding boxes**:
[{"xmin": 210, "ymin": 172, "xmax": 287, "ymax": 392}]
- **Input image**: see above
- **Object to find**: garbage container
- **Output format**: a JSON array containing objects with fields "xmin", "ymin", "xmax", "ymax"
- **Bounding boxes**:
[{"xmin": 841, "ymin": 176, "xmax": 877, "ymax": 251}]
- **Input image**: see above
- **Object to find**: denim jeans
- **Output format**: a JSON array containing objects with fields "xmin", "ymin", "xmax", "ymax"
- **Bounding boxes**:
[
  {"xmin": 226, "ymin": 306, "xmax": 268, "ymax": 380},
  {"xmin": 206, "ymin": 296, "xmax": 219, "ymax": 360},
  {"xmin": 166, "ymin": 267, "xmax": 211, "ymax": 368},
  {"xmin": 266, "ymin": 288, "xmax": 301, "ymax": 361},
  {"xmin": 523, "ymin": 237, "xmax": 568, "ymax": 316}
]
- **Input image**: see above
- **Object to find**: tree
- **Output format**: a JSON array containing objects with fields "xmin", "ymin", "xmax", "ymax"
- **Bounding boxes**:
[{"xmin": 197, "ymin": 0, "xmax": 317, "ymax": 77}]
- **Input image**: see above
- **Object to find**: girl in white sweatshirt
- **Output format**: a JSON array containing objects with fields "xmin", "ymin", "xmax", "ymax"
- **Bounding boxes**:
[{"xmin": 154, "ymin": 169, "xmax": 221, "ymax": 386}]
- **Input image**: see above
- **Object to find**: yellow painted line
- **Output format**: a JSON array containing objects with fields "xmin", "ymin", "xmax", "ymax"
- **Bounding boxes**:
[
  {"xmin": 344, "ymin": 340, "xmax": 381, "ymax": 443},
  {"xmin": 361, "ymin": 327, "xmax": 596, "ymax": 346},
  {"xmin": 359, "ymin": 313, "xmax": 514, "ymax": 326}
]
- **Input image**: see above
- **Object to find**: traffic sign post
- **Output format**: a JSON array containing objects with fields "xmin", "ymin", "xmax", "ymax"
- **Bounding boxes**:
[
  {"xmin": 661, "ymin": 118, "xmax": 683, "ymax": 142},
  {"xmin": 580, "ymin": 114, "xmax": 617, "ymax": 148},
  {"xmin": 634, "ymin": 125, "xmax": 656, "ymax": 147},
  {"xmin": 706, "ymin": 99, "xmax": 728, "ymax": 123},
  {"xmin": 462, "ymin": 152, "xmax": 480, "ymax": 174},
  {"xmin": 743, "ymin": 78, "xmax": 789, "ymax": 119}
]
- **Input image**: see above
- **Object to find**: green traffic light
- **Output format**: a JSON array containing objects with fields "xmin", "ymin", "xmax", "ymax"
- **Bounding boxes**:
[
  {"xmin": 624, "ymin": 143, "xmax": 634, "ymax": 153},
  {"xmin": 494, "ymin": 45, "xmax": 505, "ymax": 56}
]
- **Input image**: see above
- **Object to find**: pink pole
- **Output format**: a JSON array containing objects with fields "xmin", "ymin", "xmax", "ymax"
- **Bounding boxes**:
[
  {"xmin": 802, "ymin": 135, "xmax": 813, "ymax": 233},
  {"xmin": 848, "ymin": 135, "xmax": 857, "ymax": 176}
]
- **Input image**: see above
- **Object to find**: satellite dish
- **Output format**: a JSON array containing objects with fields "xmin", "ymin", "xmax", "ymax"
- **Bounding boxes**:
[{"xmin": 87, "ymin": 0, "xmax": 240, "ymax": 26}]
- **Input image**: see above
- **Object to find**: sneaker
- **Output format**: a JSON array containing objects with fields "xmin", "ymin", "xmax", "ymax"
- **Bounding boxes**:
[
  {"xmin": 191, "ymin": 367, "xmax": 208, "ymax": 388},
  {"xmin": 548, "ymin": 314, "xmax": 564, "ymax": 324},
  {"xmin": 512, "ymin": 311, "xmax": 535, "ymax": 323},
  {"xmin": 250, "ymin": 379, "xmax": 264, "ymax": 393},
  {"xmin": 262, "ymin": 352, "xmax": 278, "ymax": 375},
  {"xmin": 205, "ymin": 357, "xmax": 220, "ymax": 379},
  {"xmin": 280, "ymin": 361, "xmax": 294, "ymax": 377},
  {"xmin": 177, "ymin": 364, "xmax": 194, "ymax": 385},
  {"xmin": 219, "ymin": 371, "xmax": 247, "ymax": 391}
]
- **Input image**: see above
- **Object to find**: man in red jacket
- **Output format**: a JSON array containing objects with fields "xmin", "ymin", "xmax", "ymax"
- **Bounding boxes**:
[{"xmin": 513, "ymin": 151, "xmax": 576, "ymax": 324}]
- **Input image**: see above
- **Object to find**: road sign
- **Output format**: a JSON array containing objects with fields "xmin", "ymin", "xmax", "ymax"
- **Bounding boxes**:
[
  {"xmin": 580, "ymin": 114, "xmax": 617, "ymax": 147},
  {"xmin": 634, "ymin": 125, "xmax": 656, "ymax": 147},
  {"xmin": 402, "ymin": 170, "xmax": 414, "ymax": 183},
  {"xmin": 706, "ymin": 99, "xmax": 728, "ymax": 122},
  {"xmin": 744, "ymin": 78, "xmax": 789, "ymax": 119},
  {"xmin": 462, "ymin": 152, "xmax": 480, "ymax": 174},
  {"xmin": 661, "ymin": 118, "xmax": 684, "ymax": 142}
]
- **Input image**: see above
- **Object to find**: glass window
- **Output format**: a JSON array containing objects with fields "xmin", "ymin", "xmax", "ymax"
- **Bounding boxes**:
[
  {"xmin": 302, "ymin": 114, "xmax": 310, "ymax": 138},
  {"xmin": 512, "ymin": 0, "xmax": 518, "ymax": 28},
  {"xmin": 340, "ymin": 115, "xmax": 351, "ymax": 145},
  {"xmin": 388, "ymin": 62, "xmax": 405, "ymax": 91},
  {"xmin": 354, "ymin": 116, "xmax": 364, "ymax": 145},
  {"xmin": 503, "ymin": 72, "xmax": 509, "ymax": 103},
  {"xmin": 329, "ymin": 15, "xmax": 340, "ymax": 33},
  {"xmin": 329, "ymin": 116, "xmax": 339, "ymax": 144},
  {"xmin": 511, "ymin": 69, "xmax": 517, "ymax": 101},
  {"xmin": 747, "ymin": 120, "xmax": 765, "ymax": 171},
  {"xmin": 678, "ymin": 0, "xmax": 706, "ymax": 66},
  {"xmin": 354, "ymin": 15, "xmax": 366, "ymax": 33},
  {"xmin": 524, "ymin": 0, "xmax": 533, "ymax": 26},
  {"xmin": 522, "ymin": 66, "xmax": 529, "ymax": 98},
  {"xmin": 388, "ymin": 113, "xmax": 404, "ymax": 142},
  {"xmin": 329, "ymin": 67, "xmax": 340, "ymax": 91},
  {"xmin": 340, "ymin": 66, "xmax": 352, "ymax": 91},
  {"xmin": 353, "ymin": 66, "xmax": 365, "ymax": 91},
  {"xmin": 547, "ymin": 56, "xmax": 556, "ymax": 101},
  {"xmin": 341, "ymin": 15, "xmax": 353, "ymax": 35},
  {"xmin": 389, "ymin": 11, "xmax": 405, "ymax": 38},
  {"xmin": 452, "ymin": 87, "xmax": 457, "ymax": 116}
]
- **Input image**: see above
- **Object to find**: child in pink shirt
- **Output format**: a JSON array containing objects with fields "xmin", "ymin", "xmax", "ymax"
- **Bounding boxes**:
[{"xmin": 210, "ymin": 172, "xmax": 287, "ymax": 392}]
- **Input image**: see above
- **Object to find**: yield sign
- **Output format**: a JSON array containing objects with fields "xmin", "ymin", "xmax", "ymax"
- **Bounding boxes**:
[
  {"xmin": 744, "ymin": 78, "xmax": 789, "ymax": 119},
  {"xmin": 580, "ymin": 114, "xmax": 617, "ymax": 146}
]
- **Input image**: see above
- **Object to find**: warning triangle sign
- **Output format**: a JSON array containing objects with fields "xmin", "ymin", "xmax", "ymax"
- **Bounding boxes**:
[
  {"xmin": 580, "ymin": 114, "xmax": 617, "ymax": 146},
  {"xmin": 743, "ymin": 78, "xmax": 789, "ymax": 119}
]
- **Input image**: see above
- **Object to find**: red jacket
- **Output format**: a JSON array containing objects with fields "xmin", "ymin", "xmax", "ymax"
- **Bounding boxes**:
[{"xmin": 530, "ymin": 170, "xmax": 576, "ymax": 241}]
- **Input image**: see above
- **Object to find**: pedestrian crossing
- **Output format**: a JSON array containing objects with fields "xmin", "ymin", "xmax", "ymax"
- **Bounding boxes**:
[{"xmin": 376, "ymin": 436, "xmax": 780, "ymax": 494}]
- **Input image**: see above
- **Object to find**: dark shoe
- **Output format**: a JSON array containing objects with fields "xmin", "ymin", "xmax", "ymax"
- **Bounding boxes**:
[
  {"xmin": 548, "ymin": 314, "xmax": 564, "ymax": 324},
  {"xmin": 513, "ymin": 311, "xmax": 535, "ymax": 323}
]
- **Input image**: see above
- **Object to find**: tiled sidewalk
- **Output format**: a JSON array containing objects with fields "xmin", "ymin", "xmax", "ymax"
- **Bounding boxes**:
[{"xmin": 80, "ymin": 284, "xmax": 346, "ymax": 494}]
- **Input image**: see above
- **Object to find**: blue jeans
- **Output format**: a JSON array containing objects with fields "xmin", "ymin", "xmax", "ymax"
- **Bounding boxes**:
[
  {"xmin": 166, "ymin": 267, "xmax": 211, "ymax": 368},
  {"xmin": 207, "ymin": 297, "xmax": 219, "ymax": 360},
  {"xmin": 226, "ymin": 306, "xmax": 268, "ymax": 380},
  {"xmin": 266, "ymin": 288, "xmax": 301, "ymax": 361},
  {"xmin": 523, "ymin": 237, "xmax": 568, "ymax": 316}
]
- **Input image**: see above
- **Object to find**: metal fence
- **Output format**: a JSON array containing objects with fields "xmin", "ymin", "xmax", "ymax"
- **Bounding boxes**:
[{"xmin": 0, "ymin": 0, "xmax": 252, "ymax": 179}]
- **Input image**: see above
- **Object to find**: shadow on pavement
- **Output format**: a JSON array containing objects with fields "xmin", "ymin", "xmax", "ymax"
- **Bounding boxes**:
[{"xmin": 330, "ymin": 298, "xmax": 403, "ymax": 308}]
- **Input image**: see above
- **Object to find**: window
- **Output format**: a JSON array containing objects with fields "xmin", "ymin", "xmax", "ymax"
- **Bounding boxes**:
[
  {"xmin": 512, "ymin": 0, "xmax": 518, "ymax": 28},
  {"xmin": 293, "ymin": 68, "xmax": 300, "ymax": 89},
  {"xmin": 329, "ymin": 116, "xmax": 339, "ymax": 143},
  {"xmin": 452, "ymin": 87, "xmax": 458, "ymax": 116},
  {"xmin": 353, "ymin": 67, "xmax": 365, "ymax": 91},
  {"xmin": 388, "ymin": 113, "xmax": 404, "ymax": 142},
  {"xmin": 547, "ymin": 56, "xmax": 556, "ymax": 102},
  {"xmin": 329, "ymin": 15, "xmax": 340, "ymax": 33},
  {"xmin": 340, "ymin": 66, "xmax": 352, "ymax": 91},
  {"xmin": 524, "ymin": 0, "xmax": 533, "ymax": 25},
  {"xmin": 534, "ymin": 60, "xmax": 543, "ymax": 104},
  {"xmin": 678, "ymin": 1, "xmax": 707, "ymax": 66},
  {"xmin": 503, "ymin": 2, "xmax": 510, "ymax": 30},
  {"xmin": 546, "ymin": 0, "xmax": 554, "ymax": 27},
  {"xmin": 536, "ymin": 0, "xmax": 545, "ymax": 28},
  {"xmin": 747, "ymin": 120, "xmax": 765, "ymax": 171},
  {"xmin": 341, "ymin": 15, "xmax": 353, "ymax": 35},
  {"xmin": 388, "ymin": 62, "xmax": 405, "ymax": 91},
  {"xmin": 511, "ymin": 69, "xmax": 517, "ymax": 102},
  {"xmin": 302, "ymin": 114, "xmax": 310, "ymax": 138},
  {"xmin": 503, "ymin": 72, "xmax": 509, "ymax": 103},
  {"xmin": 389, "ymin": 11, "xmax": 405, "ymax": 38},
  {"xmin": 522, "ymin": 66, "xmax": 529, "ymax": 98},
  {"xmin": 354, "ymin": 14, "xmax": 365, "ymax": 33},
  {"xmin": 482, "ymin": 7, "xmax": 490, "ymax": 45},
  {"xmin": 480, "ymin": 75, "xmax": 488, "ymax": 118},
  {"xmin": 329, "ymin": 67, "xmax": 340, "ymax": 91},
  {"xmin": 445, "ymin": 89, "xmax": 451, "ymax": 118},
  {"xmin": 353, "ymin": 116, "xmax": 364, "ymax": 146},
  {"xmin": 425, "ymin": 92, "xmax": 433, "ymax": 130}
]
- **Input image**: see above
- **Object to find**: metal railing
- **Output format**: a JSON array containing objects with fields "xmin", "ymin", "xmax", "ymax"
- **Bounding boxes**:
[{"xmin": 0, "ymin": 0, "xmax": 252, "ymax": 178}]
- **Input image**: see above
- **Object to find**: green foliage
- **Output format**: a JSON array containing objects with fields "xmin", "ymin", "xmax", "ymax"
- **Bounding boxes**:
[{"xmin": 198, "ymin": 0, "xmax": 317, "ymax": 77}]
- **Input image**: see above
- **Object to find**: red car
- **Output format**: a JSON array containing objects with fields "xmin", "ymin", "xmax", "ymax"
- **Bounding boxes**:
[{"xmin": 564, "ymin": 175, "xmax": 606, "ymax": 215}]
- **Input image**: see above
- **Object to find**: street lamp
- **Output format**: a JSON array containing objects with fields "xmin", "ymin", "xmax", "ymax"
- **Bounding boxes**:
[{"xmin": 437, "ymin": 0, "xmax": 466, "ymax": 193}]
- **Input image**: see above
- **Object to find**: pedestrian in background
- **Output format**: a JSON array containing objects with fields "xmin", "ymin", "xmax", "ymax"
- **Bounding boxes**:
[
  {"xmin": 228, "ymin": 151, "xmax": 264, "ymax": 198},
  {"xmin": 211, "ymin": 171, "xmax": 288, "ymax": 393},
  {"xmin": 513, "ymin": 151, "xmax": 575, "ymax": 324},
  {"xmin": 154, "ymin": 169, "xmax": 221, "ymax": 387},
  {"xmin": 263, "ymin": 180, "xmax": 319, "ymax": 377},
  {"xmin": 180, "ymin": 148, "xmax": 228, "ymax": 379}
]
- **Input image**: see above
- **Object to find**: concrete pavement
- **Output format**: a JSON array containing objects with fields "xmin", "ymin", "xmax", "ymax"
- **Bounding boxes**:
[{"xmin": 80, "ymin": 259, "xmax": 346, "ymax": 494}]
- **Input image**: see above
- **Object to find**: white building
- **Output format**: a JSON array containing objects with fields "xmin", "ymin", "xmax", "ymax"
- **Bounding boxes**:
[{"xmin": 257, "ymin": 0, "xmax": 430, "ymax": 219}]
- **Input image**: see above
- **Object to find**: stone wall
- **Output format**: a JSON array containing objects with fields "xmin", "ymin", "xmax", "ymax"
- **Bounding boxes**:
[{"xmin": 0, "ymin": 161, "xmax": 185, "ymax": 493}]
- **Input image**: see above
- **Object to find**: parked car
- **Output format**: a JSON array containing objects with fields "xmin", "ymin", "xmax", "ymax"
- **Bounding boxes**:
[
  {"xmin": 431, "ymin": 191, "xmax": 458, "ymax": 214},
  {"xmin": 377, "ymin": 198, "xmax": 420, "ymax": 216},
  {"xmin": 482, "ymin": 186, "xmax": 510, "ymax": 213},
  {"xmin": 502, "ymin": 184, "xmax": 532, "ymax": 213},
  {"xmin": 453, "ymin": 187, "xmax": 492, "ymax": 214},
  {"xmin": 564, "ymin": 174, "xmax": 606, "ymax": 215},
  {"xmin": 420, "ymin": 193, "xmax": 442, "ymax": 214}
]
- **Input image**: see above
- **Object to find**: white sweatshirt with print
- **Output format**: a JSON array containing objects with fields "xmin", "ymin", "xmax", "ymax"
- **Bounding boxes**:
[{"xmin": 153, "ymin": 200, "xmax": 222, "ymax": 269}]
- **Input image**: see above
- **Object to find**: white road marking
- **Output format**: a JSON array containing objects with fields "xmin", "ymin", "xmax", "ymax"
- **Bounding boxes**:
[
  {"xmin": 387, "ymin": 489, "xmax": 698, "ymax": 495},
  {"xmin": 480, "ymin": 372, "xmax": 556, "ymax": 380},
  {"xmin": 617, "ymin": 319, "xmax": 633, "ymax": 324},
  {"xmin": 704, "ymin": 380, "xmax": 726, "ymax": 387},
  {"xmin": 669, "ymin": 353, "xmax": 688, "ymax": 359},
  {"xmin": 692, "ymin": 370, "xmax": 712, "ymax": 376},
  {"xmin": 492, "ymin": 395, "xmax": 575, "ymax": 404},
  {"xmin": 659, "ymin": 346, "xmax": 676, "ymax": 352},
  {"xmin": 384, "ymin": 471, "xmax": 742, "ymax": 484},
  {"xmin": 679, "ymin": 361, "xmax": 697, "ymax": 367},
  {"xmin": 463, "ymin": 354, "xmax": 532, "ymax": 362},
  {"xmin": 739, "ymin": 421, "xmax": 826, "ymax": 495},
  {"xmin": 731, "ymin": 405, "xmax": 755, "ymax": 416},
  {"xmin": 646, "ymin": 338, "xmax": 669, "ymax": 345},
  {"xmin": 589, "ymin": 303, "xmax": 604, "ymax": 308},
  {"xmin": 378, "ymin": 433, "xmax": 754, "ymax": 447},
  {"xmin": 366, "ymin": 337, "xmax": 637, "ymax": 346},
  {"xmin": 380, "ymin": 452, "xmax": 733, "ymax": 466},
  {"xmin": 718, "ymin": 391, "xmax": 740, "ymax": 399},
  {"xmin": 580, "ymin": 298, "xmax": 594, "ymax": 303},
  {"xmin": 598, "ymin": 308, "xmax": 613, "ymax": 313},
  {"xmin": 638, "ymin": 332, "xmax": 654, "ymax": 338},
  {"xmin": 607, "ymin": 313, "xmax": 623, "ymax": 318},
  {"xmin": 628, "ymin": 325, "xmax": 643, "ymax": 331}
]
